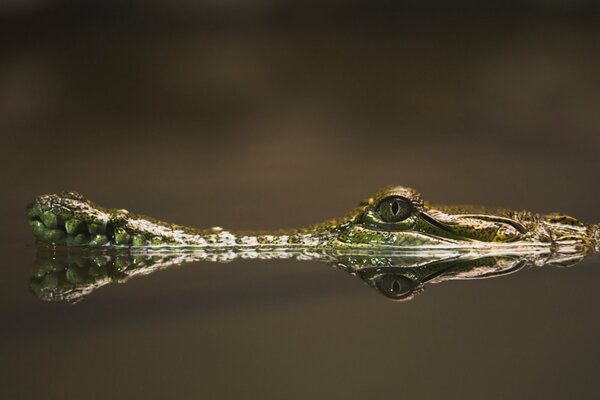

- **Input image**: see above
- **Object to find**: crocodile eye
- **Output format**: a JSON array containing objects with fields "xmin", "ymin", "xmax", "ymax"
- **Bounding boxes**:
[{"xmin": 377, "ymin": 197, "xmax": 413, "ymax": 223}]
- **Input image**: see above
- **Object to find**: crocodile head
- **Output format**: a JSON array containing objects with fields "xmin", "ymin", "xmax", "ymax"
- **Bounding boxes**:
[
  {"xmin": 26, "ymin": 186, "xmax": 598, "ymax": 252},
  {"xmin": 331, "ymin": 186, "xmax": 598, "ymax": 252}
]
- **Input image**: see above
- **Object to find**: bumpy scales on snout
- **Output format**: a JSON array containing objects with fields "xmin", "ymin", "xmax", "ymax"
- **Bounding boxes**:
[{"xmin": 27, "ymin": 186, "xmax": 600, "ymax": 253}]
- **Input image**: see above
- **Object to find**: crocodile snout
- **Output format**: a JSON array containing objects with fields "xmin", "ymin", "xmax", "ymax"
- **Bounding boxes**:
[{"xmin": 592, "ymin": 224, "xmax": 600, "ymax": 253}]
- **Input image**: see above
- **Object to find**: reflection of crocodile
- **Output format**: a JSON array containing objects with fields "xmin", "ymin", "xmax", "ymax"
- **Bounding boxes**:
[
  {"xmin": 30, "ymin": 244, "xmax": 588, "ymax": 303},
  {"xmin": 27, "ymin": 186, "xmax": 600, "ymax": 252}
]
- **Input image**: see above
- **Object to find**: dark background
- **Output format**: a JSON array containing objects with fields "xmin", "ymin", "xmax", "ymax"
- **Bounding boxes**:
[{"xmin": 2, "ymin": 1, "xmax": 600, "ymax": 399}]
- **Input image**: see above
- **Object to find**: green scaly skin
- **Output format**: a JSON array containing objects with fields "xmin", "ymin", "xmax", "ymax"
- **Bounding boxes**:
[{"xmin": 27, "ymin": 186, "xmax": 600, "ymax": 253}]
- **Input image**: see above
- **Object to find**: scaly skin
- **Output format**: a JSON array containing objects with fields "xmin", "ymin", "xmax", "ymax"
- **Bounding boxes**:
[{"xmin": 27, "ymin": 186, "xmax": 600, "ymax": 253}]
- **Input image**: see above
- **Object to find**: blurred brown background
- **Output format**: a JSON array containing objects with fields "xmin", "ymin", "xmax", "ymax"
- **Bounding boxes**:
[{"xmin": 1, "ymin": 1, "xmax": 600, "ymax": 399}]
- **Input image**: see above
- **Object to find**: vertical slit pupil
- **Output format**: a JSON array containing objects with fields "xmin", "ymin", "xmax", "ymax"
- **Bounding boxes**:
[
  {"xmin": 392, "ymin": 280, "xmax": 401, "ymax": 293},
  {"xmin": 391, "ymin": 200, "xmax": 400, "ymax": 216}
]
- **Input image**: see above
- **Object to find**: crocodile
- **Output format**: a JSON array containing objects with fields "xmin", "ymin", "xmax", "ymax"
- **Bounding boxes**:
[{"xmin": 27, "ymin": 186, "xmax": 600, "ymax": 253}]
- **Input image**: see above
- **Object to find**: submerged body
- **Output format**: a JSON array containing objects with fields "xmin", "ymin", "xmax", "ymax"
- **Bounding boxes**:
[{"xmin": 27, "ymin": 186, "xmax": 600, "ymax": 253}]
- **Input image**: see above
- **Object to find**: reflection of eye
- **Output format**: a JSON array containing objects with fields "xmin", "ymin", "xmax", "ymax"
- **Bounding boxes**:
[
  {"xmin": 375, "ymin": 274, "xmax": 416, "ymax": 300},
  {"xmin": 377, "ymin": 197, "xmax": 413, "ymax": 223}
]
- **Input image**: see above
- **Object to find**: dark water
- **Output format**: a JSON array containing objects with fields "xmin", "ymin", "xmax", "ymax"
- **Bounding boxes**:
[{"xmin": 2, "ymin": 3, "xmax": 600, "ymax": 399}]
